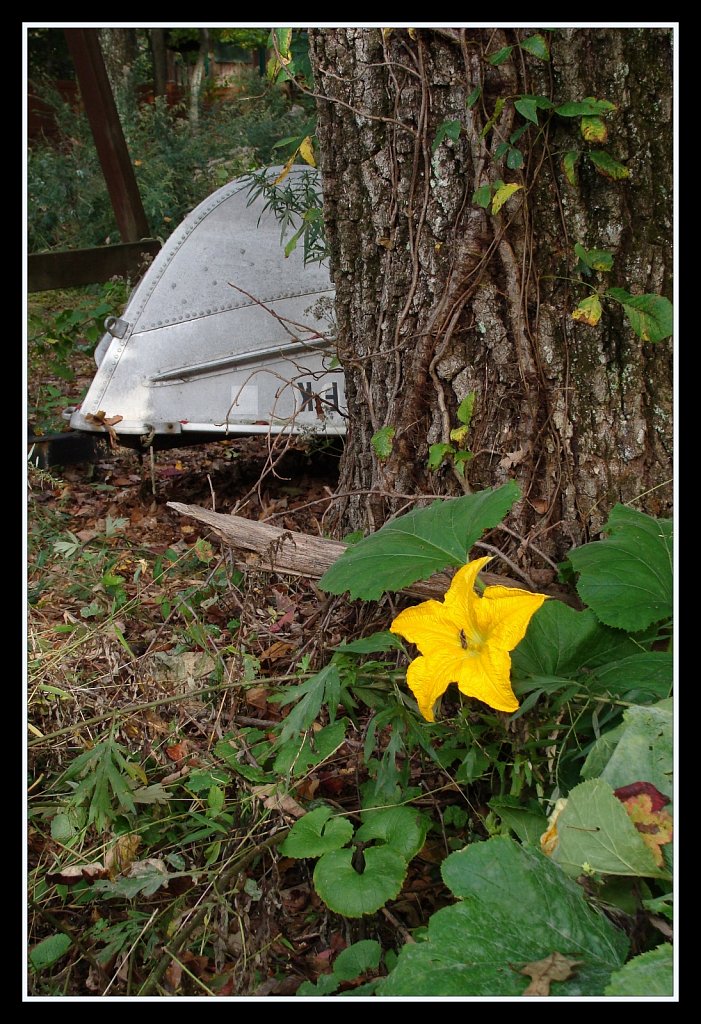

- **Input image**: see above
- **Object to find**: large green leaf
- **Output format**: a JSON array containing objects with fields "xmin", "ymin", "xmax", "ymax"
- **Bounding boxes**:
[
  {"xmin": 606, "ymin": 287, "xmax": 674, "ymax": 342},
  {"xmin": 592, "ymin": 701, "xmax": 673, "ymax": 798},
  {"xmin": 567, "ymin": 505, "xmax": 673, "ymax": 632},
  {"xmin": 552, "ymin": 778, "xmax": 669, "ymax": 879},
  {"xmin": 512, "ymin": 600, "xmax": 642, "ymax": 681},
  {"xmin": 319, "ymin": 482, "xmax": 520, "ymax": 600},
  {"xmin": 604, "ymin": 943, "xmax": 674, "ymax": 996},
  {"xmin": 586, "ymin": 652, "xmax": 672, "ymax": 702},
  {"xmin": 313, "ymin": 846, "xmax": 407, "ymax": 917},
  {"xmin": 378, "ymin": 837, "xmax": 627, "ymax": 995},
  {"xmin": 279, "ymin": 805, "xmax": 354, "ymax": 858}
]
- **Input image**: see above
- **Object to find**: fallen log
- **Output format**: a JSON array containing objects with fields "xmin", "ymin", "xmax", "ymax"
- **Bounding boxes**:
[{"xmin": 166, "ymin": 502, "xmax": 525, "ymax": 600}]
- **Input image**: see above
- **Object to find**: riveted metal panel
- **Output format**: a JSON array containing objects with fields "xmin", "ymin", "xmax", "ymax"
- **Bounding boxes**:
[{"xmin": 70, "ymin": 167, "xmax": 345, "ymax": 442}]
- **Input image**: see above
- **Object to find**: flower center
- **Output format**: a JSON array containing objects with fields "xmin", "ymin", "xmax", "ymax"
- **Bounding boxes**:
[{"xmin": 458, "ymin": 627, "xmax": 483, "ymax": 653}]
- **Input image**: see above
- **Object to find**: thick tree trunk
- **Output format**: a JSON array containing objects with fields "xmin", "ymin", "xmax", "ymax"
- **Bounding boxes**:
[{"xmin": 308, "ymin": 28, "xmax": 672, "ymax": 566}]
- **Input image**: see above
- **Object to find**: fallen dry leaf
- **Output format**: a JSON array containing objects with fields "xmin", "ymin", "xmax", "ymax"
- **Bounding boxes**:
[
  {"xmin": 105, "ymin": 834, "xmax": 141, "ymax": 877},
  {"xmin": 46, "ymin": 862, "xmax": 108, "ymax": 886},
  {"xmin": 164, "ymin": 960, "xmax": 182, "ymax": 992},
  {"xmin": 540, "ymin": 797, "xmax": 568, "ymax": 856},
  {"xmin": 165, "ymin": 741, "xmax": 189, "ymax": 762},
  {"xmin": 258, "ymin": 640, "xmax": 295, "ymax": 662},
  {"xmin": 252, "ymin": 784, "xmax": 306, "ymax": 819},
  {"xmin": 245, "ymin": 684, "xmax": 270, "ymax": 710},
  {"xmin": 519, "ymin": 951, "xmax": 582, "ymax": 995}
]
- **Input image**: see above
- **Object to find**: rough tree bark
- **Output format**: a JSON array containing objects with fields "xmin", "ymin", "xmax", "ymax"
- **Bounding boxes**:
[{"xmin": 308, "ymin": 27, "xmax": 673, "ymax": 568}]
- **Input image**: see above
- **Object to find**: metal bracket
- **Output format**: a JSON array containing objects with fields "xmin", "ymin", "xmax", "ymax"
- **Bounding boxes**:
[{"xmin": 104, "ymin": 316, "xmax": 129, "ymax": 339}]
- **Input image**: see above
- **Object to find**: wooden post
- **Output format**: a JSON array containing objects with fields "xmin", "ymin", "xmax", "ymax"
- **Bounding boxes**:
[{"xmin": 64, "ymin": 28, "xmax": 151, "ymax": 244}]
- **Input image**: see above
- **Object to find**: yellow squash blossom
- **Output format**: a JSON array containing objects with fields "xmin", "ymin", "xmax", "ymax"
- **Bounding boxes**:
[{"xmin": 390, "ymin": 556, "xmax": 547, "ymax": 721}]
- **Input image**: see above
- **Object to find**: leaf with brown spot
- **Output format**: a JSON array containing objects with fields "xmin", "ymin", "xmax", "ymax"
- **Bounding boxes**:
[
  {"xmin": 519, "ymin": 951, "xmax": 582, "ymax": 995},
  {"xmin": 614, "ymin": 781, "xmax": 669, "ymax": 812},
  {"xmin": 617, "ymin": 793, "xmax": 673, "ymax": 867},
  {"xmin": 572, "ymin": 294, "xmax": 603, "ymax": 326}
]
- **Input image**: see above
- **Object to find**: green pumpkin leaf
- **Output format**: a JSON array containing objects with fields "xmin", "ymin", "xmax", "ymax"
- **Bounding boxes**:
[
  {"xmin": 606, "ymin": 288, "xmax": 673, "ymax": 342},
  {"xmin": 313, "ymin": 845, "xmax": 407, "ymax": 917},
  {"xmin": 279, "ymin": 805, "xmax": 354, "ymax": 859},
  {"xmin": 519, "ymin": 34, "xmax": 550, "ymax": 61},
  {"xmin": 552, "ymin": 778, "xmax": 669, "ymax": 879},
  {"xmin": 582, "ymin": 701, "xmax": 673, "ymax": 799},
  {"xmin": 567, "ymin": 505, "xmax": 672, "ymax": 632},
  {"xmin": 378, "ymin": 837, "xmax": 627, "ymax": 995},
  {"xmin": 512, "ymin": 600, "xmax": 643, "ymax": 682},
  {"xmin": 586, "ymin": 652, "xmax": 672, "ymax": 702},
  {"xmin": 318, "ymin": 482, "xmax": 521, "ymax": 600},
  {"xmin": 588, "ymin": 150, "xmax": 630, "ymax": 180},
  {"xmin": 604, "ymin": 944, "xmax": 674, "ymax": 996}
]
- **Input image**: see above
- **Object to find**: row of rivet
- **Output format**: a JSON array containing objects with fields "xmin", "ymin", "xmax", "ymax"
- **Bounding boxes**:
[{"xmin": 138, "ymin": 287, "xmax": 333, "ymax": 333}]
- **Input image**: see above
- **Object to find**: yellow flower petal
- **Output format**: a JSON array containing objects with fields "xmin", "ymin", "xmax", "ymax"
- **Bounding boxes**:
[
  {"xmin": 390, "ymin": 556, "xmax": 548, "ymax": 721},
  {"xmin": 457, "ymin": 644, "xmax": 519, "ymax": 712},
  {"xmin": 475, "ymin": 586, "xmax": 548, "ymax": 652}
]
